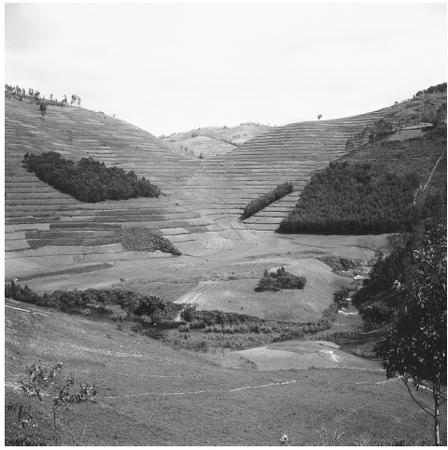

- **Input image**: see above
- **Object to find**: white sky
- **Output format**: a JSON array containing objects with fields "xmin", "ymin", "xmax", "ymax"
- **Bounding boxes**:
[{"xmin": 4, "ymin": 2, "xmax": 447, "ymax": 136}]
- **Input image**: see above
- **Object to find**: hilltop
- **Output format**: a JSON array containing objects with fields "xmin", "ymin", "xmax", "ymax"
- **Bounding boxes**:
[{"xmin": 160, "ymin": 122, "xmax": 272, "ymax": 157}]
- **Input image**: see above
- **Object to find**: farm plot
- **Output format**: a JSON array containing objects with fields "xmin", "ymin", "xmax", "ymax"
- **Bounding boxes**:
[{"xmin": 175, "ymin": 259, "xmax": 352, "ymax": 323}]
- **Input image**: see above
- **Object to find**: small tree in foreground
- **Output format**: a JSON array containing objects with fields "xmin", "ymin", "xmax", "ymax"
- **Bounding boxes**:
[
  {"xmin": 383, "ymin": 224, "xmax": 446, "ymax": 445},
  {"xmin": 7, "ymin": 362, "xmax": 97, "ymax": 445}
]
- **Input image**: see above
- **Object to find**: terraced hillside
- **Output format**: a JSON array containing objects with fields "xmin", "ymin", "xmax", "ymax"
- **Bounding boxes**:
[
  {"xmin": 5, "ymin": 98, "xmax": 394, "ymax": 279},
  {"xmin": 209, "ymin": 108, "xmax": 396, "ymax": 231}
]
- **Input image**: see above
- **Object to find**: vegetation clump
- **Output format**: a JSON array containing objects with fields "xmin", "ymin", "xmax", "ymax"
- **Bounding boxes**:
[
  {"xmin": 255, "ymin": 267, "xmax": 306, "ymax": 292},
  {"xmin": 114, "ymin": 227, "xmax": 181, "ymax": 255},
  {"xmin": 415, "ymin": 82, "xmax": 447, "ymax": 96},
  {"xmin": 278, "ymin": 162, "xmax": 420, "ymax": 234},
  {"xmin": 353, "ymin": 221, "xmax": 446, "ymax": 331},
  {"xmin": 241, "ymin": 182, "xmax": 293, "ymax": 220},
  {"xmin": 23, "ymin": 152, "xmax": 160, "ymax": 202},
  {"xmin": 4, "ymin": 283, "xmax": 181, "ymax": 325}
]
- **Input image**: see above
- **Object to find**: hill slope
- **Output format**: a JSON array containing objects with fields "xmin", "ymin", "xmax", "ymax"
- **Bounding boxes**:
[
  {"xmin": 278, "ymin": 88, "xmax": 447, "ymax": 234},
  {"xmin": 6, "ymin": 98, "xmax": 396, "ymax": 280},
  {"xmin": 6, "ymin": 298, "xmax": 446, "ymax": 445}
]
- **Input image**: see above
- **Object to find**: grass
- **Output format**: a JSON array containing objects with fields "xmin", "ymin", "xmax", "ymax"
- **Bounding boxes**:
[{"xmin": 5, "ymin": 300, "xmax": 446, "ymax": 445}]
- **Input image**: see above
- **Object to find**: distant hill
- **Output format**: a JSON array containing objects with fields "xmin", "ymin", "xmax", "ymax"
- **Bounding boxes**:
[{"xmin": 160, "ymin": 122, "xmax": 273, "ymax": 157}]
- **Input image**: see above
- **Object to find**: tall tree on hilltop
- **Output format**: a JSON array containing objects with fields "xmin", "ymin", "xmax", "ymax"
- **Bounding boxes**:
[{"xmin": 382, "ymin": 223, "xmax": 447, "ymax": 445}]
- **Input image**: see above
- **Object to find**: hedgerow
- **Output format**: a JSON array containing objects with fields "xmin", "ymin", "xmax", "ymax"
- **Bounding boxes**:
[
  {"xmin": 241, "ymin": 182, "xmax": 293, "ymax": 220},
  {"xmin": 255, "ymin": 267, "xmax": 306, "ymax": 292},
  {"xmin": 23, "ymin": 152, "xmax": 160, "ymax": 202},
  {"xmin": 5, "ymin": 282, "xmax": 181, "ymax": 325},
  {"xmin": 278, "ymin": 162, "xmax": 420, "ymax": 234}
]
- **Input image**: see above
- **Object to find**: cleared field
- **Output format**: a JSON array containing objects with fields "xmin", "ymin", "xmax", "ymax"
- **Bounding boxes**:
[
  {"xmin": 174, "ymin": 259, "xmax": 351, "ymax": 323},
  {"xmin": 232, "ymin": 340, "xmax": 377, "ymax": 371}
]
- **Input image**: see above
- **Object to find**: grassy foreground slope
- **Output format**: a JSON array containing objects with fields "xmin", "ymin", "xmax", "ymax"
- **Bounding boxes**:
[
  {"xmin": 278, "ymin": 86, "xmax": 447, "ymax": 234},
  {"xmin": 5, "ymin": 299, "xmax": 446, "ymax": 445}
]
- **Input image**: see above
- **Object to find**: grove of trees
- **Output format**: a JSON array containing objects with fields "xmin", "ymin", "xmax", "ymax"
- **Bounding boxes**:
[
  {"xmin": 278, "ymin": 162, "xmax": 421, "ymax": 234},
  {"xmin": 23, "ymin": 152, "xmax": 160, "ymax": 202},
  {"xmin": 255, "ymin": 266, "xmax": 306, "ymax": 292}
]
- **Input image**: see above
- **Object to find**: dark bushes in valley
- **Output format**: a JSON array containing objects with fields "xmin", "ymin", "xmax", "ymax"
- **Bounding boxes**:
[
  {"xmin": 23, "ymin": 152, "xmax": 160, "ymax": 202},
  {"xmin": 278, "ymin": 162, "xmax": 421, "ymax": 234},
  {"xmin": 255, "ymin": 266, "xmax": 306, "ymax": 292},
  {"xmin": 5, "ymin": 282, "xmax": 180, "ymax": 324},
  {"xmin": 241, "ymin": 182, "xmax": 293, "ymax": 220},
  {"xmin": 182, "ymin": 307, "xmax": 262, "ymax": 328}
]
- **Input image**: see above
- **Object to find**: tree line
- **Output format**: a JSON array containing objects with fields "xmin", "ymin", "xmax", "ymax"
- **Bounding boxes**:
[
  {"xmin": 23, "ymin": 152, "xmax": 161, "ymax": 202},
  {"xmin": 241, "ymin": 181, "xmax": 293, "ymax": 220},
  {"xmin": 5, "ymin": 282, "xmax": 180, "ymax": 325}
]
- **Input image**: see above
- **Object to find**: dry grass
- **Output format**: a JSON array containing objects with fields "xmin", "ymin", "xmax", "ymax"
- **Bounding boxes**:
[{"xmin": 5, "ymin": 300, "xmax": 446, "ymax": 445}]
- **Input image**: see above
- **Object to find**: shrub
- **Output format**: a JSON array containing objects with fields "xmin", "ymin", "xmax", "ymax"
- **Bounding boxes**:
[
  {"xmin": 255, "ymin": 267, "xmax": 306, "ymax": 292},
  {"xmin": 6, "ymin": 362, "xmax": 96, "ymax": 445},
  {"xmin": 23, "ymin": 152, "xmax": 160, "ymax": 202},
  {"xmin": 241, "ymin": 182, "xmax": 293, "ymax": 220}
]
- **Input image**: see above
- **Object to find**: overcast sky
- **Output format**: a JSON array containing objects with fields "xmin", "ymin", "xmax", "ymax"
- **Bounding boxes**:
[{"xmin": 5, "ymin": 2, "xmax": 447, "ymax": 136}]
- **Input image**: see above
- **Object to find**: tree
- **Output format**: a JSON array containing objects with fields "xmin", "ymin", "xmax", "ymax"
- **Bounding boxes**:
[
  {"xmin": 7, "ymin": 361, "xmax": 97, "ymax": 445},
  {"xmin": 382, "ymin": 224, "xmax": 447, "ymax": 445},
  {"xmin": 216, "ymin": 311, "xmax": 226, "ymax": 332}
]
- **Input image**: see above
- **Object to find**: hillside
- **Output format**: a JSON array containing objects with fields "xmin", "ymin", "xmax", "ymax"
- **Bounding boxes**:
[
  {"xmin": 161, "ymin": 122, "xmax": 272, "ymax": 157},
  {"xmin": 5, "ymin": 298, "xmax": 446, "ymax": 445},
  {"xmin": 6, "ymin": 97, "xmax": 393, "ymax": 281},
  {"xmin": 279, "ymin": 87, "xmax": 447, "ymax": 234}
]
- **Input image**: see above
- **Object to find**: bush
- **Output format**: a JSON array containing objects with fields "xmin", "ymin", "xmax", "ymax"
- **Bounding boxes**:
[
  {"xmin": 241, "ymin": 182, "xmax": 293, "ymax": 220},
  {"xmin": 278, "ymin": 162, "xmax": 421, "ymax": 234},
  {"xmin": 23, "ymin": 152, "xmax": 160, "ymax": 202},
  {"xmin": 255, "ymin": 267, "xmax": 306, "ymax": 292}
]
